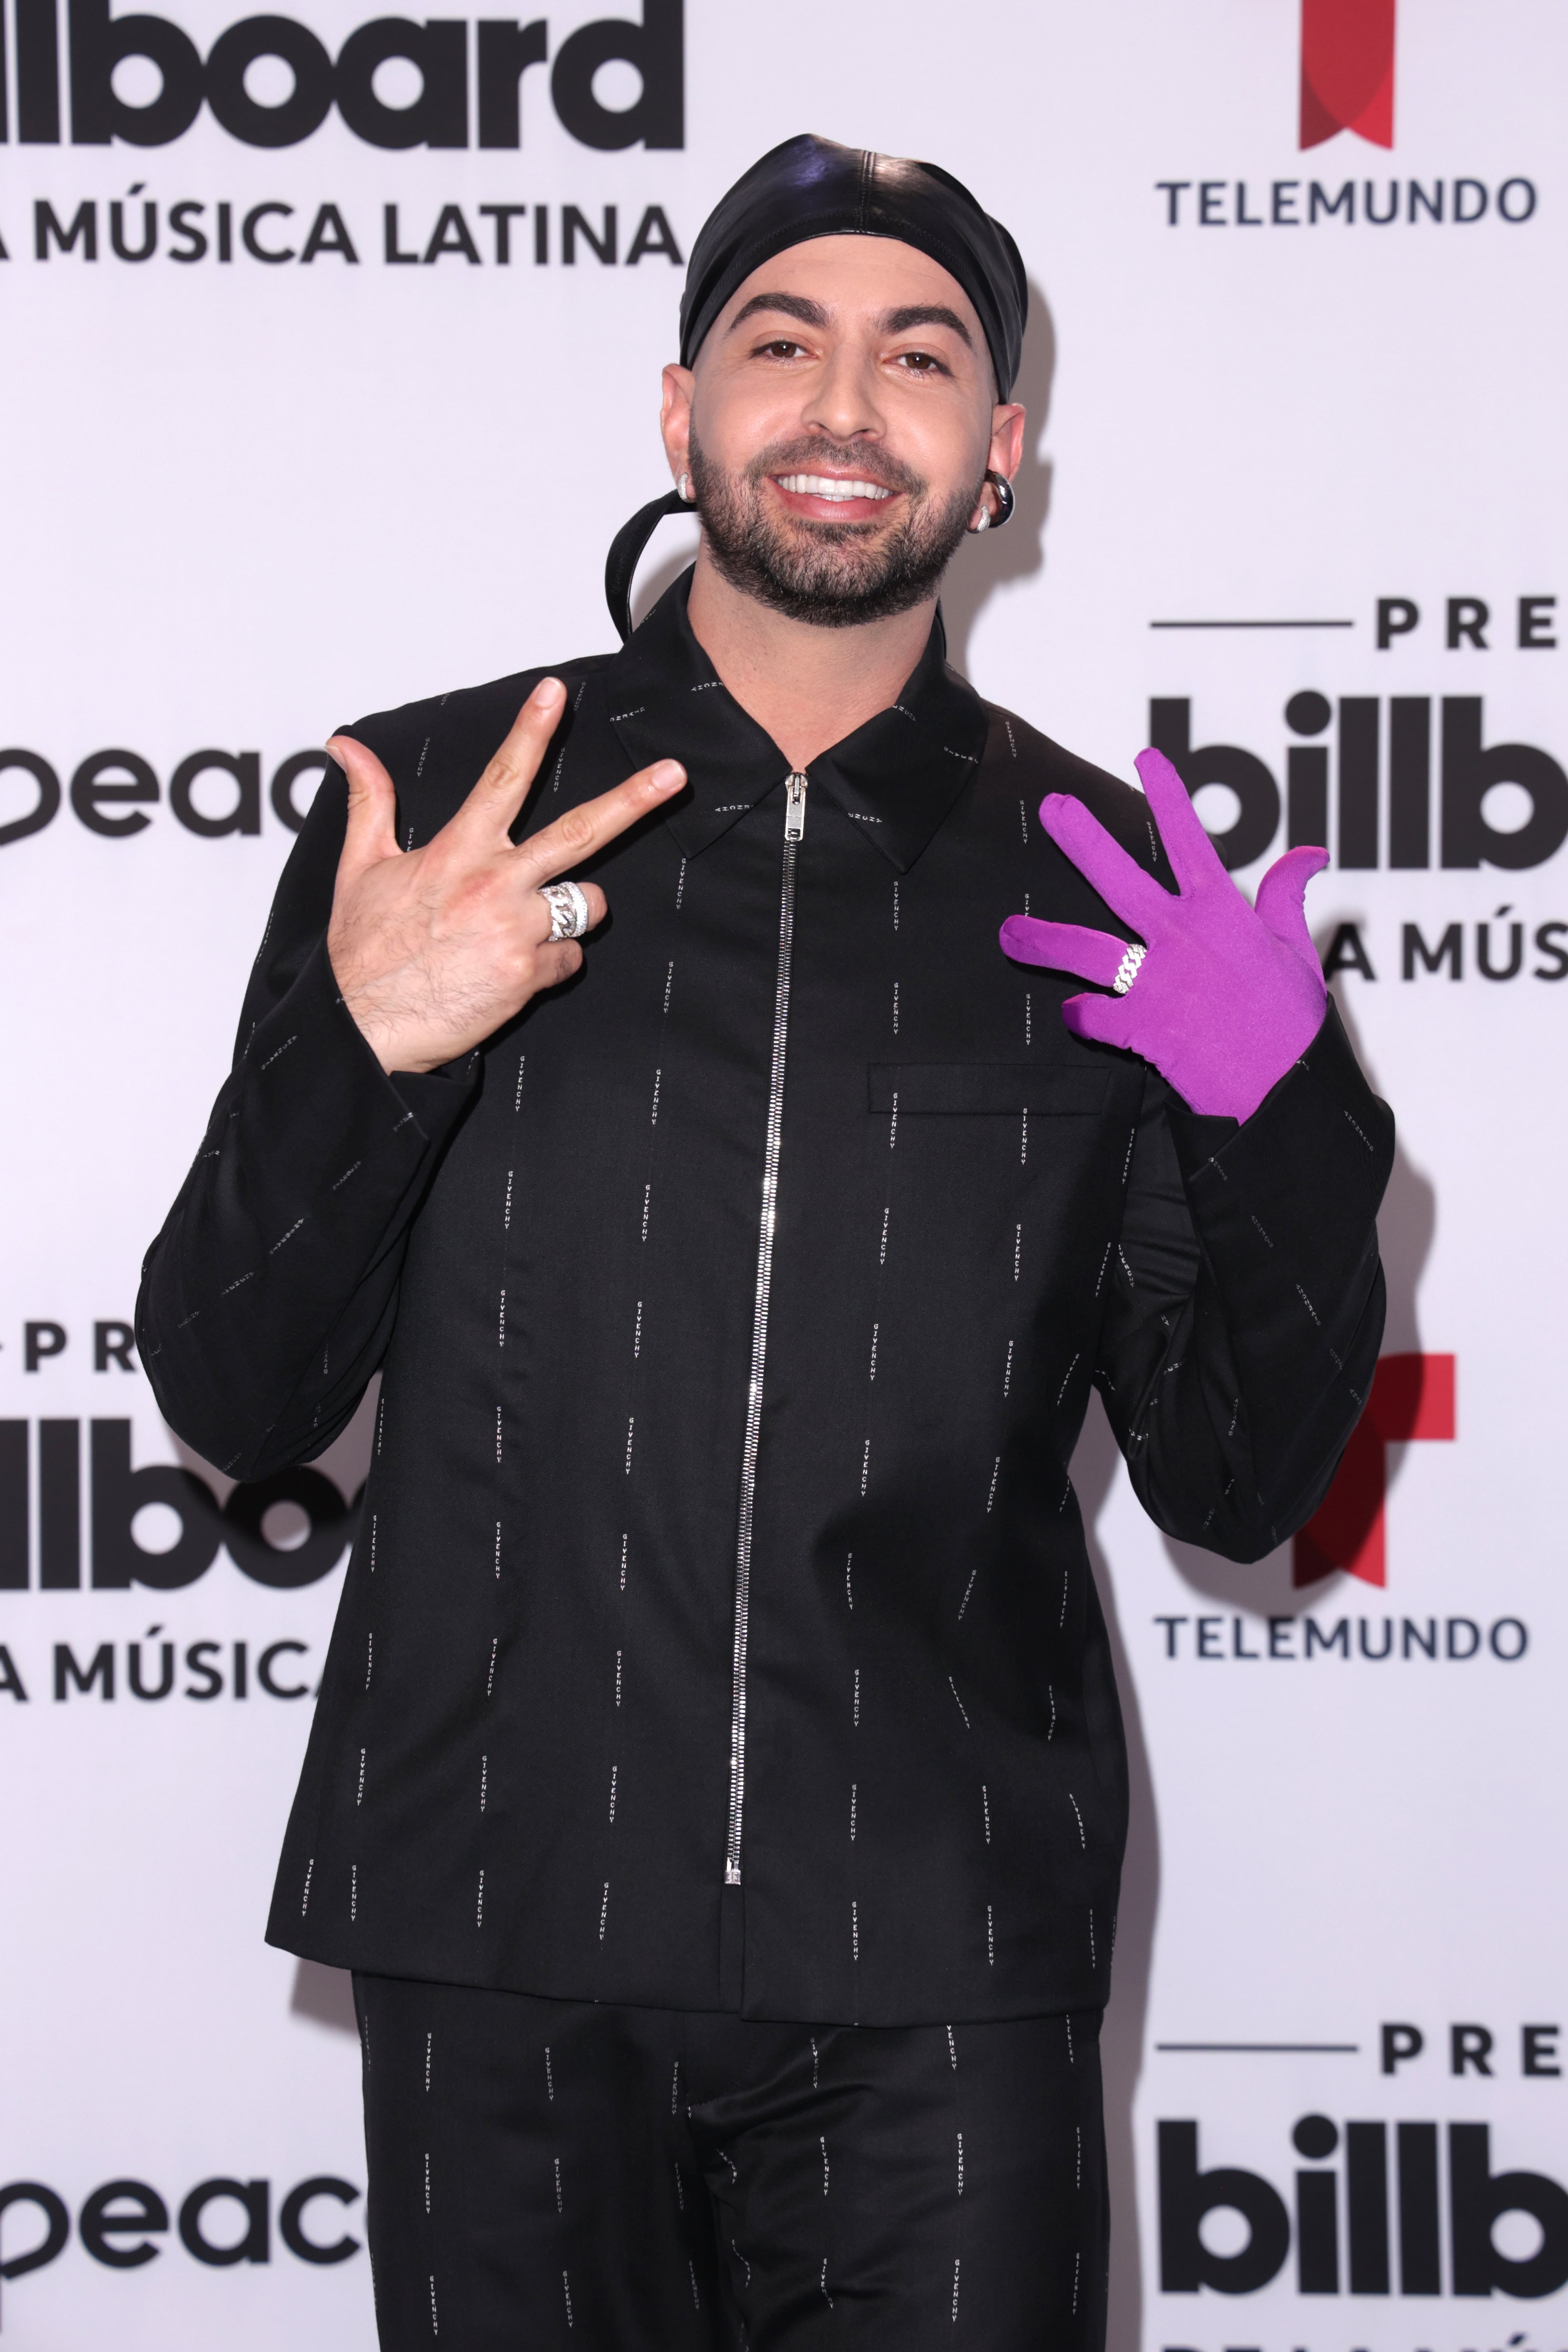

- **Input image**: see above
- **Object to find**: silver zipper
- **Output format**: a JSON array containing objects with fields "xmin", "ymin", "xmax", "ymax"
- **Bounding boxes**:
[{"xmin": 724, "ymin": 771, "xmax": 807, "ymax": 1886}]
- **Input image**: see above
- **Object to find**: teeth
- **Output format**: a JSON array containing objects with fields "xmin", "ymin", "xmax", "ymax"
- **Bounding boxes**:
[{"xmin": 776, "ymin": 474, "xmax": 892, "ymax": 502}]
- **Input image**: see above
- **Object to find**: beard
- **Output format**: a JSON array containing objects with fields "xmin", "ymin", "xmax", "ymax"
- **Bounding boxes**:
[{"xmin": 687, "ymin": 430, "xmax": 980, "ymax": 629}]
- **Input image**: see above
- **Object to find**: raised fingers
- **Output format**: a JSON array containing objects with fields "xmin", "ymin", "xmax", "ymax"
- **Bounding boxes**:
[
  {"xmin": 1253, "ymin": 842, "xmax": 1327, "ymax": 944},
  {"xmin": 999, "ymin": 916, "xmax": 1131, "ymax": 985},
  {"xmin": 1132, "ymin": 747, "xmax": 1225, "ymax": 895},
  {"xmin": 328, "ymin": 734, "xmax": 399, "ymax": 881},
  {"xmin": 514, "ymin": 760, "xmax": 686, "ymax": 886},
  {"xmin": 1040, "ymin": 793, "xmax": 1174, "ymax": 938},
  {"xmin": 445, "ymin": 678, "xmax": 570, "ymax": 850}
]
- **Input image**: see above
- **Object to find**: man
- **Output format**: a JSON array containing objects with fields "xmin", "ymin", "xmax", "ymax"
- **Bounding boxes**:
[{"xmin": 139, "ymin": 135, "xmax": 1391, "ymax": 2349}]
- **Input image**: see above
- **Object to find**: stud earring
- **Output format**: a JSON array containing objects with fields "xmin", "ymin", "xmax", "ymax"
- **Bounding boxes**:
[
  {"xmin": 968, "ymin": 503, "xmax": 991, "ymax": 534},
  {"xmin": 677, "ymin": 472, "xmax": 694, "ymax": 504}
]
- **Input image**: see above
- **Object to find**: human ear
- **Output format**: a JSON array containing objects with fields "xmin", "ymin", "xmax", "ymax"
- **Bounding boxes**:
[
  {"xmin": 988, "ymin": 402, "xmax": 1026, "ymax": 485},
  {"xmin": 660, "ymin": 363, "xmax": 696, "ymax": 487}
]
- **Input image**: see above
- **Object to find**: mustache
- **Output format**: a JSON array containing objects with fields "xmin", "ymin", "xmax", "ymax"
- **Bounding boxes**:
[{"xmin": 746, "ymin": 437, "xmax": 927, "ymax": 501}]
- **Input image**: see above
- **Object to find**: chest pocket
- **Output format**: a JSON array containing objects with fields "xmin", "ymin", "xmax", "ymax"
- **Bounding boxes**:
[{"xmin": 867, "ymin": 1063, "xmax": 1109, "ymax": 1115}]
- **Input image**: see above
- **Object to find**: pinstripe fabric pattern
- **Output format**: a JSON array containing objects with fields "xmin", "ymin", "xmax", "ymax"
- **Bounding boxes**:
[
  {"xmin": 140, "ymin": 573, "xmax": 1392, "ymax": 2027},
  {"xmin": 356, "ymin": 1971, "xmax": 1107, "ymax": 2350}
]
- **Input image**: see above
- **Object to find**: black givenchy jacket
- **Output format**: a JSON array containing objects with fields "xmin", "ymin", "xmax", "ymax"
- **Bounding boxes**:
[{"xmin": 138, "ymin": 574, "xmax": 1393, "ymax": 2027}]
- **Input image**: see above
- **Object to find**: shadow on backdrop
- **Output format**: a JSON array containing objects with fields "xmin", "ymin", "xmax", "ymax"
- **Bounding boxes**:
[
  {"xmin": 1079, "ymin": 979, "xmax": 1428, "ymax": 2348},
  {"xmin": 631, "ymin": 521, "xmax": 702, "ymax": 633},
  {"xmin": 939, "ymin": 278, "xmax": 1056, "ymax": 681},
  {"xmin": 1071, "ymin": 1392, "xmax": 1158, "ymax": 2352},
  {"xmin": 1158, "ymin": 974, "xmax": 1435, "ymax": 1612},
  {"xmin": 292, "ymin": 1957, "xmax": 359, "ymax": 2035}
]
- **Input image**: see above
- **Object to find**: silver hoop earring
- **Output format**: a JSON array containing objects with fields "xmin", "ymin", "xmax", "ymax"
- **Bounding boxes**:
[
  {"xmin": 984, "ymin": 469, "xmax": 1016, "ymax": 528},
  {"xmin": 676, "ymin": 472, "xmax": 694, "ymax": 505}
]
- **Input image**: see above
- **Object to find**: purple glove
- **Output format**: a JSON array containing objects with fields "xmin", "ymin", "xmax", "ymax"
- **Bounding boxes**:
[{"xmin": 999, "ymin": 748, "xmax": 1328, "ymax": 1122}]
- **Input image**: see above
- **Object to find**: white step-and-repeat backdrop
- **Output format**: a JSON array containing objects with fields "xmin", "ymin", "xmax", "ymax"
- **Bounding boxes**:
[{"xmin": 3, "ymin": 0, "xmax": 1564, "ymax": 2343}]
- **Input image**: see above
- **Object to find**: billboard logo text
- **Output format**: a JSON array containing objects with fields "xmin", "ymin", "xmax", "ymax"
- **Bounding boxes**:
[
  {"xmin": 2, "ymin": 0, "xmax": 681, "ymax": 151},
  {"xmin": 1161, "ymin": 2115, "xmax": 1568, "ymax": 2299}
]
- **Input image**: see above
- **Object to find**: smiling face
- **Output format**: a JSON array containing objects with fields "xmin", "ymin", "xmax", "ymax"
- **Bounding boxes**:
[{"xmin": 661, "ymin": 235, "xmax": 1025, "ymax": 630}]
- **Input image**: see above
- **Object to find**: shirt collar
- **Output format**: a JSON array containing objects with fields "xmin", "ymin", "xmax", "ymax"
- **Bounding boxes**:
[{"xmin": 604, "ymin": 569, "xmax": 989, "ymax": 873}]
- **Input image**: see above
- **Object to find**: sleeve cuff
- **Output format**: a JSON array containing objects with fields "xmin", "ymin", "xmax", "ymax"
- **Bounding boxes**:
[
  {"xmin": 390, "ymin": 1053, "xmax": 482, "ymax": 1142},
  {"xmin": 269, "ymin": 938, "xmax": 480, "ymax": 1156},
  {"xmin": 1166, "ymin": 997, "xmax": 1394, "ymax": 1279}
]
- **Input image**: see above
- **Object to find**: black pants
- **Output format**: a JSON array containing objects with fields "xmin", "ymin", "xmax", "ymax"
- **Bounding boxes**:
[{"xmin": 355, "ymin": 1974, "xmax": 1107, "ymax": 2349}]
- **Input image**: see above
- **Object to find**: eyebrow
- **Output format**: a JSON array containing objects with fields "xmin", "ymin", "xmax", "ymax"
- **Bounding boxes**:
[
  {"xmin": 728, "ymin": 292, "xmax": 830, "ymax": 333},
  {"xmin": 725, "ymin": 293, "xmax": 975, "ymax": 352},
  {"xmin": 879, "ymin": 303, "xmax": 974, "ymax": 349}
]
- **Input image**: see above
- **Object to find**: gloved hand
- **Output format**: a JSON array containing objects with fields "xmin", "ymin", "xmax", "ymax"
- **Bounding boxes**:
[{"xmin": 999, "ymin": 747, "xmax": 1328, "ymax": 1122}]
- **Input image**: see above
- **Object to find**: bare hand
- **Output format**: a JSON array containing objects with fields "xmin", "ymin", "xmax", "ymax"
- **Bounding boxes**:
[{"xmin": 325, "ymin": 677, "xmax": 685, "ymax": 1074}]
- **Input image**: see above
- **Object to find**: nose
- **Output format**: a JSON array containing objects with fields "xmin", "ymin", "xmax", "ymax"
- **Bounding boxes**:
[{"xmin": 799, "ymin": 341, "xmax": 886, "ymax": 447}]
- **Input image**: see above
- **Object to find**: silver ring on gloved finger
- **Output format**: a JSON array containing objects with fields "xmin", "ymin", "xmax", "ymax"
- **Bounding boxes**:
[
  {"xmin": 539, "ymin": 881, "xmax": 590, "ymax": 943},
  {"xmin": 1112, "ymin": 943, "xmax": 1146, "ymax": 996}
]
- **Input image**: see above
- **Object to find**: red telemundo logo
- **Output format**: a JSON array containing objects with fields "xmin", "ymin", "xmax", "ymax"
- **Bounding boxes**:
[
  {"xmin": 1301, "ymin": 0, "xmax": 1396, "ymax": 149},
  {"xmin": 1293, "ymin": 1353, "xmax": 1455, "ymax": 1588}
]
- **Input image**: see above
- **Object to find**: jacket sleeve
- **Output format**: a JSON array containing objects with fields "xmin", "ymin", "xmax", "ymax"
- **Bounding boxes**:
[
  {"xmin": 1092, "ymin": 999, "xmax": 1393, "ymax": 1562},
  {"xmin": 135, "ymin": 763, "xmax": 478, "ymax": 1478}
]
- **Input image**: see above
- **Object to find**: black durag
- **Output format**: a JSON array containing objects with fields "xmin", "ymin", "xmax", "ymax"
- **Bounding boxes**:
[{"xmin": 605, "ymin": 133, "xmax": 1028, "ymax": 640}]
